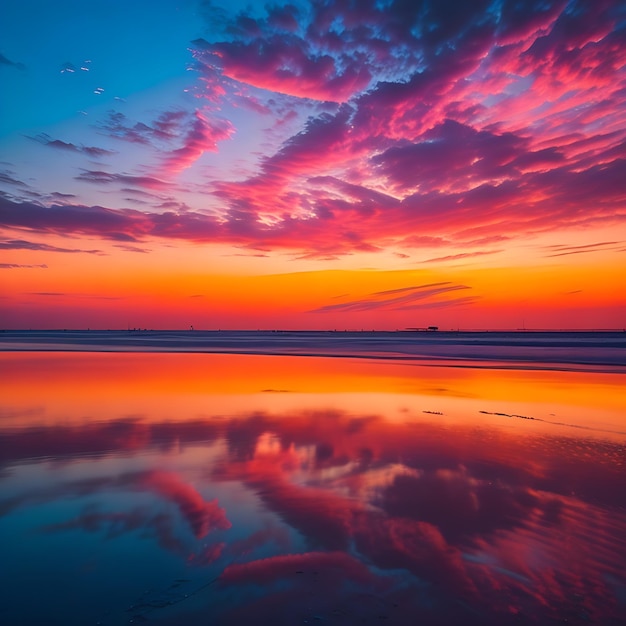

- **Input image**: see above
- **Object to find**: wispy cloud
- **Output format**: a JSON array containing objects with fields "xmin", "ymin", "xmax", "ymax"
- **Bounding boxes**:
[
  {"xmin": 394, "ymin": 296, "xmax": 479, "ymax": 311},
  {"xmin": 98, "ymin": 108, "xmax": 233, "ymax": 174},
  {"xmin": 113, "ymin": 244, "xmax": 150, "ymax": 254},
  {"xmin": 160, "ymin": 110, "xmax": 234, "ymax": 174},
  {"xmin": 0, "ymin": 263, "xmax": 48, "ymax": 269},
  {"xmin": 25, "ymin": 292, "xmax": 124, "ymax": 300},
  {"xmin": 98, "ymin": 110, "xmax": 189, "ymax": 145},
  {"xmin": 310, "ymin": 282, "xmax": 471, "ymax": 313},
  {"xmin": 419, "ymin": 250, "xmax": 503, "ymax": 264},
  {"xmin": 75, "ymin": 170, "xmax": 169, "ymax": 190},
  {"xmin": 0, "ymin": 52, "xmax": 26, "ymax": 71},
  {"xmin": 30, "ymin": 133, "xmax": 115, "ymax": 158},
  {"xmin": 543, "ymin": 241, "xmax": 623, "ymax": 257},
  {"xmin": 0, "ymin": 169, "xmax": 28, "ymax": 188},
  {"xmin": 0, "ymin": 238, "xmax": 104, "ymax": 255}
]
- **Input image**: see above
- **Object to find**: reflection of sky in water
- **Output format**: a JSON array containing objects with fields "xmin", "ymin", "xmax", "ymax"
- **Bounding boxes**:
[{"xmin": 0, "ymin": 353, "xmax": 625, "ymax": 625}]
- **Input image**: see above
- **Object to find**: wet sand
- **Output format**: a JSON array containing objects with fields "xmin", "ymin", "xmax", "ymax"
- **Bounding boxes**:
[{"xmin": 0, "ymin": 348, "xmax": 624, "ymax": 625}]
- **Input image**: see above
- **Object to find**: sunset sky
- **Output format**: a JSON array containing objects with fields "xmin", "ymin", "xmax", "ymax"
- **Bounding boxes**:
[{"xmin": 1, "ymin": 0, "xmax": 625, "ymax": 330}]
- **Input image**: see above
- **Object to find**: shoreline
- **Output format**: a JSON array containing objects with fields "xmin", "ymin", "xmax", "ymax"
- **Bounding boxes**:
[{"xmin": 1, "ymin": 329, "xmax": 624, "ymax": 373}]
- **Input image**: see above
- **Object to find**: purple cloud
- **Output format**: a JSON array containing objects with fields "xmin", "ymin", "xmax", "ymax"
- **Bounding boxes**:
[
  {"xmin": 371, "ymin": 120, "xmax": 563, "ymax": 193},
  {"xmin": 30, "ymin": 134, "xmax": 115, "ymax": 158},
  {"xmin": 98, "ymin": 110, "xmax": 182, "ymax": 145},
  {"xmin": 98, "ymin": 109, "xmax": 212, "ymax": 148},
  {"xmin": 75, "ymin": 170, "xmax": 169, "ymax": 189},
  {"xmin": 0, "ymin": 169, "xmax": 28, "ymax": 188},
  {"xmin": 2, "ymin": 1, "xmax": 625, "ymax": 259},
  {"xmin": 0, "ymin": 238, "xmax": 104, "ymax": 254},
  {"xmin": 0, "ymin": 197, "xmax": 147, "ymax": 242}
]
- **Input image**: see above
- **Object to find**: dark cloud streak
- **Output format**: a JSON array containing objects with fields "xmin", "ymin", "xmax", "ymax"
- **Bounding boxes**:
[
  {"xmin": 0, "ymin": 52, "xmax": 26, "ymax": 70},
  {"xmin": 310, "ymin": 283, "xmax": 471, "ymax": 313},
  {"xmin": 0, "ymin": 238, "xmax": 104, "ymax": 255}
]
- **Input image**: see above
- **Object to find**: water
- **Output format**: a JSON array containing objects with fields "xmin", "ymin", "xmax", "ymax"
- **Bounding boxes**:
[
  {"xmin": 0, "ymin": 346, "xmax": 625, "ymax": 625},
  {"xmin": 1, "ymin": 329, "xmax": 625, "ymax": 370}
]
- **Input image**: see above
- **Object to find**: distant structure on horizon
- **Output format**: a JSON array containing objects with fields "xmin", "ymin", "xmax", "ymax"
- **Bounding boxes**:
[{"xmin": 406, "ymin": 326, "xmax": 439, "ymax": 332}]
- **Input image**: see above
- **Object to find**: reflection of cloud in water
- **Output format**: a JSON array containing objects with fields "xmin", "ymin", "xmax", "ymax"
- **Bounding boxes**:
[
  {"xmin": 1, "ymin": 405, "xmax": 625, "ymax": 624},
  {"xmin": 380, "ymin": 469, "xmax": 538, "ymax": 541},
  {"xmin": 220, "ymin": 551, "xmax": 372, "ymax": 585},
  {"xmin": 8, "ymin": 469, "xmax": 231, "ymax": 563},
  {"xmin": 40, "ymin": 505, "xmax": 188, "ymax": 554},
  {"xmin": 142, "ymin": 470, "xmax": 231, "ymax": 538}
]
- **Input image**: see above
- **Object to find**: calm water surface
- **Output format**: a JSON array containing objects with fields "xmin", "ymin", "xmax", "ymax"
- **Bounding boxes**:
[{"xmin": 1, "ymin": 352, "xmax": 625, "ymax": 625}]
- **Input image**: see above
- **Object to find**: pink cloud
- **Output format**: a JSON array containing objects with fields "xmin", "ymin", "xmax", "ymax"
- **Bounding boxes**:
[
  {"xmin": 188, "ymin": 542, "xmax": 225, "ymax": 567},
  {"xmin": 160, "ymin": 110, "xmax": 234, "ymax": 174},
  {"xmin": 142, "ymin": 471, "xmax": 231, "ymax": 538},
  {"xmin": 4, "ymin": 1, "xmax": 626, "ymax": 259},
  {"xmin": 75, "ymin": 169, "xmax": 169, "ymax": 190},
  {"xmin": 201, "ymin": 37, "xmax": 372, "ymax": 102},
  {"xmin": 220, "ymin": 551, "xmax": 372, "ymax": 585}
]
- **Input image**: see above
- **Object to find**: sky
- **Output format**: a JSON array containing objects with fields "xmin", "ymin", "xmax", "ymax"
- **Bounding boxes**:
[{"xmin": 1, "ymin": 0, "xmax": 625, "ymax": 330}]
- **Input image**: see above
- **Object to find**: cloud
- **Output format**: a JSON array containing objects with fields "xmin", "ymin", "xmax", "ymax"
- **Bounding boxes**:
[
  {"xmin": 113, "ymin": 244, "xmax": 151, "ymax": 253},
  {"xmin": 183, "ymin": 1, "xmax": 626, "ymax": 255},
  {"xmin": 24, "ymin": 292, "xmax": 125, "ymax": 300},
  {"xmin": 371, "ymin": 120, "xmax": 532, "ymax": 192},
  {"xmin": 98, "ymin": 110, "xmax": 187, "ymax": 145},
  {"xmin": 97, "ymin": 108, "xmax": 234, "ymax": 176},
  {"xmin": 0, "ymin": 263, "xmax": 48, "ymax": 269},
  {"xmin": 226, "ymin": 526, "xmax": 290, "ymax": 559},
  {"xmin": 0, "ymin": 238, "xmax": 104, "ymax": 254},
  {"xmin": 0, "ymin": 52, "xmax": 26, "ymax": 70},
  {"xmin": 0, "ymin": 169, "xmax": 28, "ymax": 187},
  {"xmin": 310, "ymin": 282, "xmax": 471, "ymax": 313},
  {"xmin": 394, "ymin": 296, "xmax": 480, "ymax": 311},
  {"xmin": 202, "ymin": 406, "xmax": 626, "ymax": 621},
  {"xmin": 75, "ymin": 169, "xmax": 169, "ymax": 189},
  {"xmin": 8, "ymin": 467, "xmax": 229, "ymax": 558},
  {"xmin": 40, "ymin": 506, "xmax": 187, "ymax": 554},
  {"xmin": 543, "ymin": 240, "xmax": 623, "ymax": 257},
  {"xmin": 4, "ymin": 1, "xmax": 626, "ymax": 258},
  {"xmin": 30, "ymin": 133, "xmax": 115, "ymax": 158},
  {"xmin": 142, "ymin": 471, "xmax": 231, "ymax": 538},
  {"xmin": 48, "ymin": 191, "xmax": 77, "ymax": 199},
  {"xmin": 193, "ymin": 35, "xmax": 372, "ymax": 102},
  {"xmin": 188, "ymin": 542, "xmax": 225, "ymax": 567},
  {"xmin": 220, "ymin": 552, "xmax": 372, "ymax": 585},
  {"xmin": 0, "ymin": 197, "xmax": 144, "ymax": 242},
  {"xmin": 0, "ymin": 197, "xmax": 223, "ymax": 244},
  {"xmin": 419, "ymin": 250, "xmax": 503, "ymax": 264},
  {"xmin": 380, "ymin": 470, "xmax": 538, "ymax": 543},
  {"xmin": 3, "ymin": 405, "xmax": 625, "ymax": 625},
  {"xmin": 160, "ymin": 110, "xmax": 234, "ymax": 174},
  {"xmin": 0, "ymin": 418, "xmax": 223, "ymax": 471}
]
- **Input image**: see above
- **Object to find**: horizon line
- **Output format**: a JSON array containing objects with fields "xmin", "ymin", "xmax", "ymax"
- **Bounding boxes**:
[{"xmin": 1, "ymin": 328, "xmax": 624, "ymax": 334}]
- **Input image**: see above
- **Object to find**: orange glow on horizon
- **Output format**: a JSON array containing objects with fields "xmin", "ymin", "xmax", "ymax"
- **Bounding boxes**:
[
  {"xmin": 2, "ymin": 249, "xmax": 625, "ymax": 330},
  {"xmin": 2, "ymin": 352, "xmax": 624, "ymax": 440}
]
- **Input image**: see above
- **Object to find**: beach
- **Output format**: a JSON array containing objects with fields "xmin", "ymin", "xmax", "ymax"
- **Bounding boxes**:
[{"xmin": 0, "ymin": 337, "xmax": 625, "ymax": 625}]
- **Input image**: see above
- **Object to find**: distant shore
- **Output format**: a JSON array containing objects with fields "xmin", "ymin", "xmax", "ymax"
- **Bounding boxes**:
[{"xmin": 1, "ymin": 329, "xmax": 624, "ymax": 372}]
